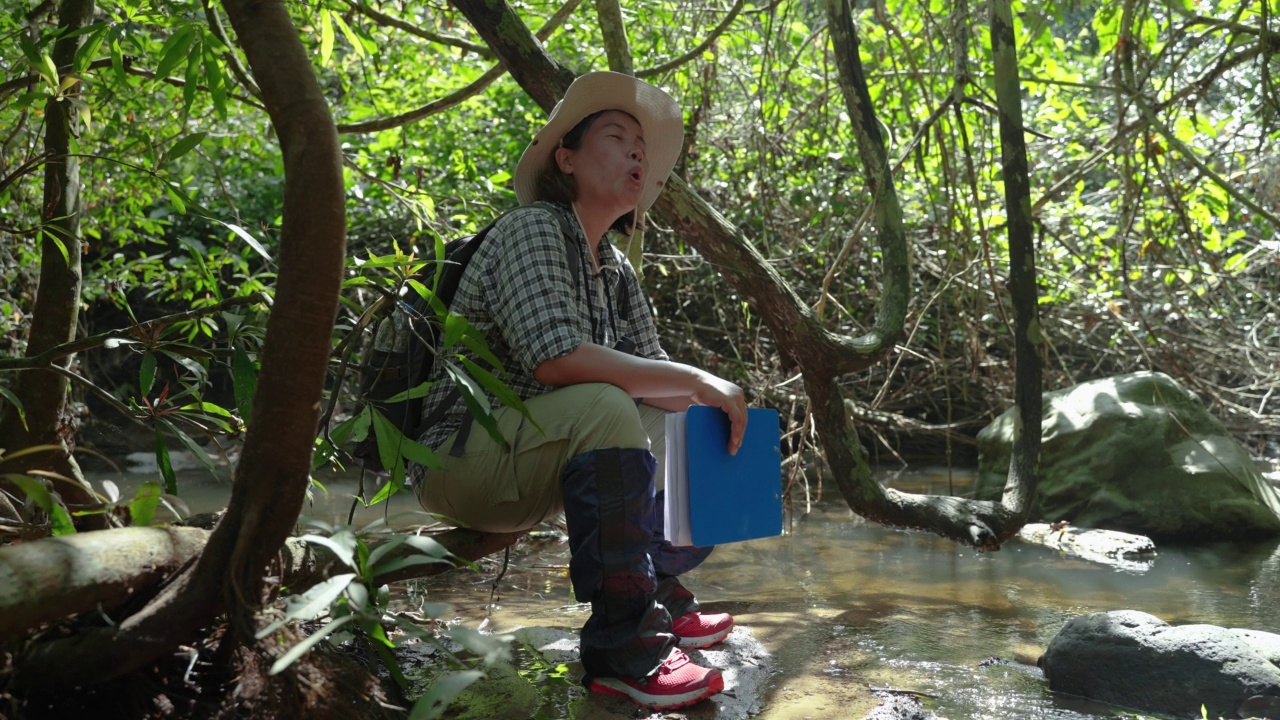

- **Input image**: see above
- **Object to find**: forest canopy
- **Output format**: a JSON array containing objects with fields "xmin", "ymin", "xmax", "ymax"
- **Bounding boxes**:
[{"xmin": 0, "ymin": 0, "xmax": 1276, "ymax": 507}]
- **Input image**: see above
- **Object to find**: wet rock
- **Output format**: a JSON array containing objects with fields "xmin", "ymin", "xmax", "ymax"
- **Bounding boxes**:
[
  {"xmin": 976, "ymin": 371, "xmax": 1280, "ymax": 541},
  {"xmin": 1015, "ymin": 523, "xmax": 1156, "ymax": 572},
  {"xmin": 1040, "ymin": 609, "xmax": 1280, "ymax": 718},
  {"xmin": 861, "ymin": 693, "xmax": 937, "ymax": 720},
  {"xmin": 403, "ymin": 623, "xmax": 775, "ymax": 719}
]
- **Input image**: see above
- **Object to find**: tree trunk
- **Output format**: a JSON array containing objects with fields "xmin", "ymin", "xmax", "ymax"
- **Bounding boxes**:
[
  {"xmin": 12, "ymin": 0, "xmax": 346, "ymax": 690},
  {"xmin": 0, "ymin": 0, "xmax": 105, "ymax": 531},
  {"xmin": 0, "ymin": 525, "xmax": 523, "ymax": 645},
  {"xmin": 990, "ymin": 0, "xmax": 1042, "ymax": 516}
]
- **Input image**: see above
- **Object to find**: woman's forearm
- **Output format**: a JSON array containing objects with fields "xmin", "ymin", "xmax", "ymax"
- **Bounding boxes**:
[
  {"xmin": 533, "ymin": 342, "xmax": 700, "ymax": 398},
  {"xmin": 534, "ymin": 342, "xmax": 749, "ymax": 454}
]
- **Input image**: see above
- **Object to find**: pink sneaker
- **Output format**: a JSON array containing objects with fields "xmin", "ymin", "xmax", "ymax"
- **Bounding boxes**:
[
  {"xmin": 672, "ymin": 610, "xmax": 734, "ymax": 648},
  {"xmin": 589, "ymin": 648, "xmax": 724, "ymax": 710}
]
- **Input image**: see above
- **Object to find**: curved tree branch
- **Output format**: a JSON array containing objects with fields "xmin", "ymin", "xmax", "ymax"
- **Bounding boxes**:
[
  {"xmin": 335, "ymin": 0, "xmax": 583, "ymax": 135},
  {"xmin": 346, "ymin": 0, "xmax": 492, "ymax": 57},
  {"xmin": 636, "ymin": 0, "xmax": 745, "ymax": 79}
]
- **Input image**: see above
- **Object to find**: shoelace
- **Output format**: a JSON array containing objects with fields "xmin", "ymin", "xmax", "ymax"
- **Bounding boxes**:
[{"xmin": 661, "ymin": 649, "xmax": 691, "ymax": 673}]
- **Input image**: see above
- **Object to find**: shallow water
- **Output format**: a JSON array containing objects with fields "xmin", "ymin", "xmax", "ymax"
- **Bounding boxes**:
[{"xmin": 110, "ymin": 465, "xmax": 1280, "ymax": 719}]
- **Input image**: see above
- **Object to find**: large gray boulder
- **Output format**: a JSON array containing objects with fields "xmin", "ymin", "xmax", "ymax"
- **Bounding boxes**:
[
  {"xmin": 976, "ymin": 371, "xmax": 1280, "ymax": 541},
  {"xmin": 1040, "ymin": 610, "xmax": 1280, "ymax": 718}
]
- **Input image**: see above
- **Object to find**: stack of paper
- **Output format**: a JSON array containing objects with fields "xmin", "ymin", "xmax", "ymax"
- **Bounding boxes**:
[{"xmin": 663, "ymin": 406, "xmax": 783, "ymax": 547}]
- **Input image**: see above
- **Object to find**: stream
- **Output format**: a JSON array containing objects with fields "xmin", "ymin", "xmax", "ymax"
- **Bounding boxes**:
[{"xmin": 108, "ymin": 464, "xmax": 1280, "ymax": 719}]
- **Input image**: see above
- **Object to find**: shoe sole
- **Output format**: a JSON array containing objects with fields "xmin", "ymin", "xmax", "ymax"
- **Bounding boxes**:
[
  {"xmin": 590, "ymin": 673, "xmax": 725, "ymax": 710},
  {"xmin": 676, "ymin": 622, "xmax": 734, "ymax": 649}
]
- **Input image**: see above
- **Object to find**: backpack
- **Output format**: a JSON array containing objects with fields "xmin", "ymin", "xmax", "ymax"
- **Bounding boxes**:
[{"xmin": 352, "ymin": 203, "xmax": 627, "ymax": 472}]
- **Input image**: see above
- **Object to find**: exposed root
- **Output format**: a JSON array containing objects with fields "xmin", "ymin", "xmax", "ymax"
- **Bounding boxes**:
[{"xmin": 2, "ymin": 622, "xmax": 405, "ymax": 720}]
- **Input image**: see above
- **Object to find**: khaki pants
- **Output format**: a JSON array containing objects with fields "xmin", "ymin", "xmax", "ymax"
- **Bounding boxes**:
[{"xmin": 416, "ymin": 383, "xmax": 669, "ymax": 533}]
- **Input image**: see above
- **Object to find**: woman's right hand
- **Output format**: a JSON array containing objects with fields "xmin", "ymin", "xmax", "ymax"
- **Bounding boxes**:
[{"xmin": 689, "ymin": 371, "xmax": 748, "ymax": 455}]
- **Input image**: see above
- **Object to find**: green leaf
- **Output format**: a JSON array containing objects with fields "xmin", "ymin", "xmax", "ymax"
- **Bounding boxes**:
[
  {"xmin": 39, "ymin": 53, "xmax": 59, "ymax": 89},
  {"xmin": 1, "ymin": 473, "xmax": 73, "ymax": 535},
  {"xmin": 458, "ymin": 357, "xmax": 532, "ymax": 423},
  {"xmin": 409, "ymin": 670, "xmax": 485, "ymax": 720},
  {"xmin": 370, "ymin": 554, "xmax": 452, "ymax": 577},
  {"xmin": 443, "ymin": 360, "xmax": 507, "ymax": 451},
  {"xmin": 450, "ymin": 626, "xmax": 512, "ymax": 665},
  {"xmin": 0, "ymin": 386, "xmax": 28, "ymax": 431},
  {"xmin": 232, "ymin": 346, "xmax": 257, "ymax": 421},
  {"xmin": 299, "ymin": 530, "xmax": 358, "ymax": 568},
  {"xmin": 284, "ymin": 572, "xmax": 358, "ymax": 623},
  {"xmin": 157, "ymin": 419, "xmax": 218, "ymax": 479},
  {"xmin": 379, "ymin": 381, "xmax": 434, "ymax": 404},
  {"xmin": 441, "ymin": 312, "xmax": 468, "ymax": 351},
  {"xmin": 182, "ymin": 50, "xmax": 199, "ymax": 113},
  {"xmin": 165, "ymin": 185, "xmax": 187, "ymax": 214},
  {"xmin": 269, "ymin": 614, "xmax": 355, "ymax": 676},
  {"xmin": 129, "ymin": 482, "xmax": 162, "ymax": 526},
  {"xmin": 140, "ymin": 351, "xmax": 157, "ymax": 396},
  {"xmin": 211, "ymin": 218, "xmax": 273, "ymax": 262},
  {"xmin": 166, "ymin": 132, "xmax": 207, "ymax": 164},
  {"xmin": 460, "ymin": 331, "xmax": 504, "ymax": 371},
  {"xmin": 156, "ymin": 26, "xmax": 197, "ymax": 78},
  {"xmin": 319, "ymin": 9, "xmax": 335, "ymax": 66},
  {"xmin": 330, "ymin": 11, "xmax": 365, "ymax": 58},
  {"xmin": 74, "ymin": 24, "xmax": 108, "ymax": 72},
  {"xmin": 19, "ymin": 35, "xmax": 42, "ymax": 69},
  {"xmin": 50, "ymin": 504, "xmax": 76, "ymax": 536},
  {"xmin": 345, "ymin": 581, "xmax": 370, "ymax": 612},
  {"xmin": 153, "ymin": 428, "xmax": 178, "ymax": 495},
  {"xmin": 366, "ymin": 535, "xmax": 408, "ymax": 569},
  {"xmin": 368, "ymin": 477, "xmax": 400, "ymax": 505}
]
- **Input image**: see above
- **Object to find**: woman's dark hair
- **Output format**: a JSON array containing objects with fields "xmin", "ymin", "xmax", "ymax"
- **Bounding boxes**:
[{"xmin": 533, "ymin": 110, "xmax": 638, "ymax": 235}]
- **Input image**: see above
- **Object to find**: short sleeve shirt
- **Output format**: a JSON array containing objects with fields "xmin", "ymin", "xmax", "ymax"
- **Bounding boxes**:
[{"xmin": 414, "ymin": 202, "xmax": 667, "ymax": 452}]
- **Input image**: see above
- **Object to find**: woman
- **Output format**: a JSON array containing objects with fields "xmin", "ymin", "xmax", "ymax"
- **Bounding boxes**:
[{"xmin": 410, "ymin": 71, "xmax": 748, "ymax": 710}]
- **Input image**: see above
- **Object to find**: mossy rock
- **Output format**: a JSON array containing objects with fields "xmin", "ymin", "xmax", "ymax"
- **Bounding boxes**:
[{"xmin": 976, "ymin": 371, "xmax": 1280, "ymax": 541}]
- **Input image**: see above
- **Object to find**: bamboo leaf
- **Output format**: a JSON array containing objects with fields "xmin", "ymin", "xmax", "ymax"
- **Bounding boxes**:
[
  {"xmin": 158, "ymin": 418, "xmax": 218, "ymax": 477},
  {"xmin": 140, "ymin": 351, "xmax": 157, "ymax": 396},
  {"xmin": 210, "ymin": 218, "xmax": 273, "ymax": 262},
  {"xmin": 156, "ymin": 26, "xmax": 196, "ymax": 78},
  {"xmin": 152, "ymin": 428, "xmax": 179, "ymax": 495},
  {"xmin": 40, "ymin": 53, "xmax": 59, "ymax": 88},
  {"xmin": 232, "ymin": 346, "xmax": 257, "ymax": 422},
  {"xmin": 166, "ymin": 132, "xmax": 207, "ymax": 164},
  {"xmin": 319, "ymin": 9, "xmax": 335, "ymax": 66},
  {"xmin": 330, "ymin": 11, "xmax": 365, "ymax": 58}
]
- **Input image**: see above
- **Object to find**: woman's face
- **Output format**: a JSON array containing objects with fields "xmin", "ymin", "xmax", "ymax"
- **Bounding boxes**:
[{"xmin": 554, "ymin": 110, "xmax": 648, "ymax": 218}]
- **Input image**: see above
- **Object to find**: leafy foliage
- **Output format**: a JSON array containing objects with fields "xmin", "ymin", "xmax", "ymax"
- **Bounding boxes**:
[{"xmin": 0, "ymin": 0, "xmax": 1274, "ymax": 521}]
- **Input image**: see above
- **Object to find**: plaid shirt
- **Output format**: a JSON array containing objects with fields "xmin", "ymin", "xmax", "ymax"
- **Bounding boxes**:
[{"xmin": 414, "ymin": 202, "xmax": 668, "ymax": 453}]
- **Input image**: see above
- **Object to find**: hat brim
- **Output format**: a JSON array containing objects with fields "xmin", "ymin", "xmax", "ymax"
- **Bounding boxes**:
[{"xmin": 514, "ymin": 71, "xmax": 683, "ymax": 218}]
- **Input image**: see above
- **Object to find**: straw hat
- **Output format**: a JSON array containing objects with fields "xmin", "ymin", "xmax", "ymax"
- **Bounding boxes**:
[{"xmin": 514, "ymin": 71, "xmax": 684, "ymax": 217}]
